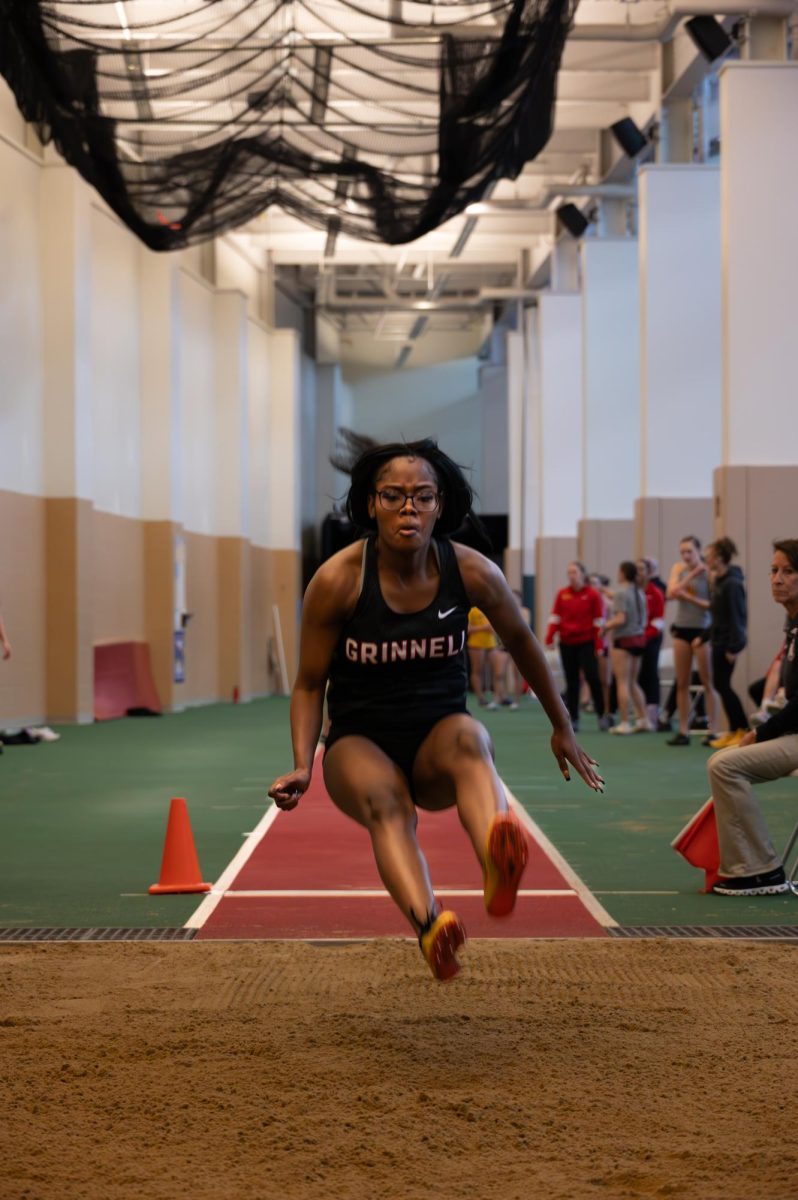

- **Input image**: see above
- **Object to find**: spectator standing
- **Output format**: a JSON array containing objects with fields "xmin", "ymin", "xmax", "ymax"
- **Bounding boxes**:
[
  {"xmin": 705, "ymin": 538, "xmax": 748, "ymax": 748},
  {"xmin": 467, "ymin": 606, "xmax": 501, "ymax": 709},
  {"xmin": 665, "ymin": 536, "xmax": 719, "ymax": 746},
  {"xmin": 708, "ymin": 539, "xmax": 798, "ymax": 896},
  {"xmin": 545, "ymin": 562, "xmax": 608, "ymax": 732},
  {"xmin": 604, "ymin": 561, "xmax": 650, "ymax": 734},
  {"xmin": 637, "ymin": 558, "xmax": 665, "ymax": 729}
]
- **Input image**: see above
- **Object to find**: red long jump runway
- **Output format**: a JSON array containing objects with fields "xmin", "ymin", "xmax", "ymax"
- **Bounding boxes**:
[{"xmin": 190, "ymin": 757, "xmax": 612, "ymax": 940}]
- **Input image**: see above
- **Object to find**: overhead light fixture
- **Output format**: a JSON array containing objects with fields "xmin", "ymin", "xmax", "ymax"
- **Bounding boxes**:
[
  {"xmin": 610, "ymin": 118, "xmax": 649, "ymax": 158},
  {"xmin": 556, "ymin": 203, "xmax": 589, "ymax": 239},
  {"xmin": 684, "ymin": 15, "xmax": 734, "ymax": 63}
]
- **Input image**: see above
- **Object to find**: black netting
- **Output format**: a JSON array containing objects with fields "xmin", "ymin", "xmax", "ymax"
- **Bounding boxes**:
[{"xmin": 0, "ymin": 0, "xmax": 575, "ymax": 250}]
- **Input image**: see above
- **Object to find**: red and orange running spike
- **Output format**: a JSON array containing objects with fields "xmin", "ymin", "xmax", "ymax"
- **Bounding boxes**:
[
  {"xmin": 483, "ymin": 813, "xmax": 529, "ymax": 917},
  {"xmin": 419, "ymin": 911, "xmax": 467, "ymax": 981}
]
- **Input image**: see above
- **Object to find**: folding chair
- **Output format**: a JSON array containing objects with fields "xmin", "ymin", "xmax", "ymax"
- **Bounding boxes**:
[{"xmin": 783, "ymin": 770, "xmax": 798, "ymax": 895}]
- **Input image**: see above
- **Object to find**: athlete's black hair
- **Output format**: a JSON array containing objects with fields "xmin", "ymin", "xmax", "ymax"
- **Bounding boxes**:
[
  {"xmin": 346, "ymin": 438, "xmax": 474, "ymax": 536},
  {"xmin": 619, "ymin": 560, "xmax": 638, "ymax": 583}
]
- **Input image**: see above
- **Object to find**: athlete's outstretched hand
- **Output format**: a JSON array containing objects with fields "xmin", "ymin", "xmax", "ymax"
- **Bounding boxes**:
[
  {"xmin": 550, "ymin": 728, "xmax": 605, "ymax": 793},
  {"xmin": 268, "ymin": 767, "xmax": 311, "ymax": 811}
]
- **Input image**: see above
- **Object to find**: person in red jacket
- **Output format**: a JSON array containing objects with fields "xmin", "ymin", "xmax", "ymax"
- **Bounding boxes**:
[{"xmin": 545, "ymin": 562, "xmax": 609, "ymax": 731}]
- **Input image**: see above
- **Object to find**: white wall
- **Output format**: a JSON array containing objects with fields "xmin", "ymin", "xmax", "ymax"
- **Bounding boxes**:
[
  {"xmin": 267, "ymin": 329, "xmax": 301, "ymax": 551},
  {"xmin": 639, "ymin": 165, "xmax": 721, "ymax": 498},
  {"xmin": 178, "ymin": 272, "xmax": 217, "ymax": 534},
  {"xmin": 91, "ymin": 208, "xmax": 141, "ymax": 517},
  {"xmin": 581, "ymin": 239, "xmax": 640, "ymax": 519},
  {"xmin": 720, "ymin": 62, "xmax": 798, "ymax": 466},
  {"xmin": 247, "ymin": 320, "xmax": 271, "ymax": 549},
  {"xmin": 537, "ymin": 293, "xmax": 583, "ymax": 536},
  {"xmin": 215, "ymin": 239, "xmax": 263, "ymax": 321},
  {"xmin": 479, "ymin": 362, "xmax": 507, "ymax": 513},
  {"xmin": 0, "ymin": 137, "xmax": 43, "ymax": 495},
  {"xmin": 347, "ymin": 358, "xmax": 483, "ymax": 498}
]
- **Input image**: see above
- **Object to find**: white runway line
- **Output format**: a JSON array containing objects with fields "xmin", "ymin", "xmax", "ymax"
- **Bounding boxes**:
[
  {"xmin": 503, "ymin": 783, "xmax": 619, "ymax": 928},
  {"xmin": 182, "ymin": 756, "xmax": 616, "ymax": 930},
  {"xmin": 224, "ymin": 888, "xmax": 578, "ymax": 899},
  {"xmin": 184, "ymin": 802, "xmax": 282, "ymax": 929}
]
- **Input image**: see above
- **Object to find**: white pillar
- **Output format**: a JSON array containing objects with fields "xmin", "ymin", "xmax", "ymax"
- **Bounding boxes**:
[
  {"xmin": 537, "ymin": 293, "xmax": 583, "ymax": 536},
  {"xmin": 530, "ymin": 292, "xmax": 583, "ymax": 635},
  {"xmin": 715, "ymin": 60, "xmax": 798, "ymax": 707},
  {"xmin": 268, "ymin": 329, "xmax": 302, "ymax": 553},
  {"xmin": 522, "ymin": 307, "xmax": 541, "ymax": 584},
  {"xmin": 639, "ymin": 165, "xmax": 721, "ymax": 498},
  {"xmin": 720, "ymin": 62, "xmax": 798, "ymax": 466},
  {"xmin": 581, "ymin": 239, "xmax": 640, "ymax": 519},
  {"xmin": 39, "ymin": 166, "xmax": 94, "ymax": 722},
  {"xmin": 505, "ymin": 329, "xmax": 525, "ymax": 588},
  {"xmin": 140, "ymin": 252, "xmax": 181, "ymax": 523},
  {"xmin": 40, "ymin": 167, "xmax": 92, "ymax": 500},
  {"xmin": 214, "ymin": 290, "xmax": 249, "ymax": 538}
]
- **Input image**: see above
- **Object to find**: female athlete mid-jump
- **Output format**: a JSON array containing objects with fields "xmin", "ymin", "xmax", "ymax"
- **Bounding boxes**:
[{"xmin": 268, "ymin": 440, "xmax": 604, "ymax": 980}]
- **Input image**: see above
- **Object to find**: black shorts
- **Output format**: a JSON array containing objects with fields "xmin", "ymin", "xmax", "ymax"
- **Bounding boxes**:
[
  {"xmin": 324, "ymin": 707, "xmax": 468, "ymax": 793},
  {"xmin": 671, "ymin": 625, "xmax": 710, "ymax": 644}
]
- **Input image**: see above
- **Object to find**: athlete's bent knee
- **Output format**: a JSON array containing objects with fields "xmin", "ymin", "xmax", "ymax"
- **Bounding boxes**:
[
  {"xmin": 363, "ymin": 784, "xmax": 413, "ymax": 827},
  {"xmin": 453, "ymin": 724, "xmax": 493, "ymax": 763}
]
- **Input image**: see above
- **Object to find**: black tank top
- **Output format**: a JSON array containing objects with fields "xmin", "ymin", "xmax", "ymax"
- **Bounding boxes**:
[{"xmin": 327, "ymin": 536, "xmax": 470, "ymax": 733}]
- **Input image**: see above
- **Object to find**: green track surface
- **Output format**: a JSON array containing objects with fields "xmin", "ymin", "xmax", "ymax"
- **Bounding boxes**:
[{"xmin": 1, "ymin": 698, "xmax": 796, "ymax": 929}]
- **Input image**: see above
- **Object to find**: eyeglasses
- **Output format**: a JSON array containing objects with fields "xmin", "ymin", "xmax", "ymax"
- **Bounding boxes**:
[{"xmin": 374, "ymin": 488, "xmax": 441, "ymax": 513}]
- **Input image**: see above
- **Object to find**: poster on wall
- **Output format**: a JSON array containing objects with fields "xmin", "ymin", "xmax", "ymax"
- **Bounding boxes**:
[{"xmin": 173, "ymin": 630, "xmax": 185, "ymax": 684}]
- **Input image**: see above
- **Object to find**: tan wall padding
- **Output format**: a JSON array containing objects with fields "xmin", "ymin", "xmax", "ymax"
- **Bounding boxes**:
[
  {"xmin": 634, "ymin": 497, "xmax": 713, "ymax": 574},
  {"xmin": 0, "ymin": 489, "xmax": 46, "ymax": 723},
  {"xmin": 45, "ymin": 497, "xmax": 93, "ymax": 723},
  {"xmin": 183, "ymin": 531, "xmax": 218, "ymax": 705},
  {"xmin": 714, "ymin": 465, "xmax": 798, "ymax": 710},
  {"xmin": 535, "ymin": 535, "xmax": 578, "ymax": 642},
  {"xmin": 143, "ymin": 521, "xmax": 178, "ymax": 712},
  {"xmin": 92, "ymin": 510, "xmax": 145, "ymax": 644},
  {"xmin": 217, "ymin": 537, "xmax": 253, "ymax": 703},
  {"xmin": 577, "ymin": 519, "xmax": 635, "ymax": 585},
  {"xmin": 271, "ymin": 549, "xmax": 302, "ymax": 691},
  {"xmin": 250, "ymin": 546, "xmax": 275, "ymax": 697}
]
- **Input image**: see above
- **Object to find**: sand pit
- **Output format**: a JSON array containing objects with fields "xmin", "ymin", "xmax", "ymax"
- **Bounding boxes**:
[{"xmin": 1, "ymin": 938, "xmax": 796, "ymax": 1199}]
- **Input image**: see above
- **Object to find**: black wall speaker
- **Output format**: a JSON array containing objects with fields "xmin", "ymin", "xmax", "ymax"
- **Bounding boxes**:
[
  {"xmin": 610, "ymin": 117, "xmax": 649, "ymax": 158},
  {"xmin": 556, "ymin": 203, "xmax": 589, "ymax": 238},
  {"xmin": 685, "ymin": 15, "xmax": 733, "ymax": 62}
]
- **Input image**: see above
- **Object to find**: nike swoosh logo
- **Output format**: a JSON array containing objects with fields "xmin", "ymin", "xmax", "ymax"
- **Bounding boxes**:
[{"xmin": 438, "ymin": 606, "xmax": 458, "ymax": 620}]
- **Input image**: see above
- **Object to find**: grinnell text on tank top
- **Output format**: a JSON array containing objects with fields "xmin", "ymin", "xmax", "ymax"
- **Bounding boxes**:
[{"xmin": 327, "ymin": 536, "xmax": 470, "ymax": 732}]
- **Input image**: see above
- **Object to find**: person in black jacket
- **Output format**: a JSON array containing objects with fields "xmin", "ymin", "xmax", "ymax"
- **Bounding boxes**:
[
  {"xmin": 707, "ymin": 538, "xmax": 798, "ymax": 895},
  {"xmin": 705, "ymin": 538, "xmax": 748, "ymax": 748}
]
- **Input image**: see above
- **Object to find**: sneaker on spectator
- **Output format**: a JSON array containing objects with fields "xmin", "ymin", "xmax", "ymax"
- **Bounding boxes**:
[
  {"xmin": 609, "ymin": 722, "xmax": 633, "ymax": 735},
  {"xmin": 656, "ymin": 718, "xmax": 673, "ymax": 733},
  {"xmin": 666, "ymin": 732, "xmax": 690, "ymax": 746},
  {"xmin": 598, "ymin": 714, "xmax": 613, "ymax": 732},
  {"xmin": 486, "ymin": 702, "xmax": 499, "ymax": 711},
  {"xmin": 712, "ymin": 867, "xmax": 789, "ymax": 896},
  {"xmin": 749, "ymin": 710, "xmax": 768, "ymax": 728},
  {"xmin": 633, "ymin": 718, "xmax": 653, "ymax": 733},
  {"xmin": 764, "ymin": 691, "xmax": 787, "ymax": 714}
]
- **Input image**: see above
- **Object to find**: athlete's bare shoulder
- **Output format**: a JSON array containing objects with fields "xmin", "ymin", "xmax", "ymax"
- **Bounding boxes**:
[
  {"xmin": 450, "ymin": 541, "xmax": 504, "ymax": 603},
  {"xmin": 304, "ymin": 538, "xmax": 368, "ymax": 624}
]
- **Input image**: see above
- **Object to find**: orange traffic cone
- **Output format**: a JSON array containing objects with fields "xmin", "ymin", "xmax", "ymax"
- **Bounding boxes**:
[
  {"xmin": 149, "ymin": 797, "xmax": 212, "ymax": 895},
  {"xmin": 671, "ymin": 798, "xmax": 720, "ymax": 893}
]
